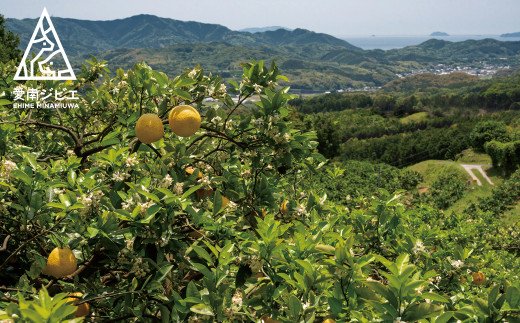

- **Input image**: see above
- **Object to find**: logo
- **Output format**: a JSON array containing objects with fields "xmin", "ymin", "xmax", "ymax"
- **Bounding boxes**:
[{"xmin": 14, "ymin": 7, "xmax": 76, "ymax": 81}]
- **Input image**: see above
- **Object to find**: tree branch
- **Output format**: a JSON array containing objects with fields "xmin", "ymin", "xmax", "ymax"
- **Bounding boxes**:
[{"xmin": 24, "ymin": 120, "xmax": 81, "ymax": 148}]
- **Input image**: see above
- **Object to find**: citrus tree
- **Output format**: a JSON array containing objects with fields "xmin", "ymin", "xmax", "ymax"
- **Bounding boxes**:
[{"xmin": 0, "ymin": 59, "xmax": 519, "ymax": 322}]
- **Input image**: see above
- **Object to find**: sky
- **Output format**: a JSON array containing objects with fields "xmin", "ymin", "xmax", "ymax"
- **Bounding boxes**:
[{"xmin": 1, "ymin": 0, "xmax": 519, "ymax": 36}]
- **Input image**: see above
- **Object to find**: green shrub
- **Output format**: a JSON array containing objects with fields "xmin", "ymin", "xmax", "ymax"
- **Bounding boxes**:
[
  {"xmin": 470, "ymin": 120, "xmax": 509, "ymax": 151},
  {"xmin": 427, "ymin": 169, "xmax": 468, "ymax": 209}
]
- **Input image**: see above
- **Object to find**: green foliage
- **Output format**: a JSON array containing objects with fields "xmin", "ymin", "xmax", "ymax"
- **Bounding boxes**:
[
  {"xmin": 0, "ymin": 58, "xmax": 519, "ymax": 321},
  {"xmin": 485, "ymin": 140, "xmax": 520, "ymax": 174},
  {"xmin": 470, "ymin": 121, "xmax": 509, "ymax": 151},
  {"xmin": 0, "ymin": 14, "xmax": 21, "ymax": 63},
  {"xmin": 0, "ymin": 288, "xmax": 79, "ymax": 322},
  {"xmin": 292, "ymin": 72, "xmax": 520, "ymax": 113},
  {"xmin": 302, "ymin": 160, "xmax": 422, "ymax": 206},
  {"xmin": 473, "ymin": 169, "xmax": 520, "ymax": 216},
  {"xmin": 366, "ymin": 254, "xmax": 444, "ymax": 321},
  {"xmin": 340, "ymin": 125, "xmax": 472, "ymax": 167},
  {"xmin": 426, "ymin": 167, "xmax": 468, "ymax": 209}
]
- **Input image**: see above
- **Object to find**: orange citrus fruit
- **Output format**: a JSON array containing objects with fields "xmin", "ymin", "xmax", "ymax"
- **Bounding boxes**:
[
  {"xmin": 168, "ymin": 105, "xmax": 201, "ymax": 137},
  {"xmin": 472, "ymin": 271, "xmax": 486, "ymax": 285},
  {"xmin": 185, "ymin": 166, "xmax": 203, "ymax": 179},
  {"xmin": 67, "ymin": 292, "xmax": 90, "ymax": 317},
  {"xmin": 135, "ymin": 113, "xmax": 164, "ymax": 144},
  {"xmin": 280, "ymin": 200, "xmax": 289, "ymax": 214},
  {"xmin": 43, "ymin": 247, "xmax": 77, "ymax": 278}
]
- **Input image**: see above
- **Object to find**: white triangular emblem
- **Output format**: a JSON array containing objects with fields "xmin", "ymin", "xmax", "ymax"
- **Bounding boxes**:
[{"xmin": 14, "ymin": 7, "xmax": 76, "ymax": 80}]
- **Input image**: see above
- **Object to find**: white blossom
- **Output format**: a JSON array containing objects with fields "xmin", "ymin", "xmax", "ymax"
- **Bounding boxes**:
[
  {"xmin": 253, "ymin": 83, "xmax": 262, "ymax": 93},
  {"xmin": 111, "ymin": 87, "xmax": 120, "ymax": 95},
  {"xmin": 52, "ymin": 187, "xmax": 65, "ymax": 196},
  {"xmin": 211, "ymin": 116, "xmax": 222, "ymax": 125},
  {"xmin": 188, "ymin": 68, "xmax": 198, "ymax": 78},
  {"xmin": 296, "ymin": 204, "xmax": 306, "ymax": 215},
  {"xmin": 218, "ymin": 83, "xmax": 227, "ymax": 95},
  {"xmin": 231, "ymin": 290, "xmax": 243, "ymax": 308},
  {"xmin": 112, "ymin": 171, "xmax": 130, "ymax": 182},
  {"xmin": 227, "ymin": 200, "xmax": 237, "ymax": 210},
  {"xmin": 174, "ymin": 182, "xmax": 184, "ymax": 195},
  {"xmin": 412, "ymin": 240, "xmax": 425, "ymax": 254},
  {"xmin": 199, "ymin": 175, "xmax": 211, "ymax": 186},
  {"xmin": 0, "ymin": 160, "xmax": 17, "ymax": 178},
  {"xmin": 159, "ymin": 174, "xmax": 173, "ymax": 188},
  {"xmin": 125, "ymin": 155, "xmax": 139, "ymax": 167},
  {"xmin": 79, "ymin": 194, "xmax": 93, "ymax": 207},
  {"xmin": 139, "ymin": 200, "xmax": 154, "ymax": 214},
  {"xmin": 451, "ymin": 259, "xmax": 464, "ymax": 269},
  {"xmin": 122, "ymin": 197, "xmax": 134, "ymax": 211}
]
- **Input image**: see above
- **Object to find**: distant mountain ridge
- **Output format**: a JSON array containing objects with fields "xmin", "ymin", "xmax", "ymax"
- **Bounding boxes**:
[
  {"xmin": 6, "ymin": 14, "xmax": 360, "ymax": 55},
  {"xmin": 501, "ymin": 32, "xmax": 520, "ymax": 38},
  {"xmin": 240, "ymin": 26, "xmax": 291, "ymax": 33},
  {"xmin": 430, "ymin": 31, "xmax": 449, "ymax": 36},
  {"xmin": 5, "ymin": 14, "xmax": 520, "ymax": 91}
]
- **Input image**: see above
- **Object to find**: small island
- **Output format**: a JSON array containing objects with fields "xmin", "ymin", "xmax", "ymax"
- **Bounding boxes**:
[
  {"xmin": 501, "ymin": 32, "xmax": 520, "ymax": 37},
  {"xmin": 430, "ymin": 31, "xmax": 449, "ymax": 36}
]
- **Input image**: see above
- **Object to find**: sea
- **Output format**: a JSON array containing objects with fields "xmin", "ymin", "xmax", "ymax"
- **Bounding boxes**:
[{"xmin": 340, "ymin": 35, "xmax": 520, "ymax": 50}]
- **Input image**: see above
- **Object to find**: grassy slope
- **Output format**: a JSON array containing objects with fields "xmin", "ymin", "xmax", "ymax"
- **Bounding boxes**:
[
  {"xmin": 407, "ymin": 160, "xmax": 469, "ymax": 187},
  {"xmin": 400, "ymin": 112, "xmax": 429, "ymax": 124},
  {"xmin": 407, "ymin": 149, "xmax": 507, "ymax": 214},
  {"xmin": 455, "ymin": 148, "xmax": 493, "ymax": 165}
]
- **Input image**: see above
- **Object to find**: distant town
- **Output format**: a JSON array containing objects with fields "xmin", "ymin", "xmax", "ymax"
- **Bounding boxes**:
[
  {"xmin": 314, "ymin": 63, "xmax": 513, "ymax": 94},
  {"xmin": 397, "ymin": 62, "xmax": 511, "ymax": 78}
]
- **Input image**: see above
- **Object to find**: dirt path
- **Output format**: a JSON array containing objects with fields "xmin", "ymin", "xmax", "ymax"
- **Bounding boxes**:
[{"xmin": 461, "ymin": 164, "xmax": 494, "ymax": 186}]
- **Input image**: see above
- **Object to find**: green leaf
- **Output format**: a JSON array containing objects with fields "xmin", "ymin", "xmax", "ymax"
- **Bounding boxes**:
[
  {"xmin": 396, "ymin": 254, "xmax": 410, "ymax": 275},
  {"xmin": 212, "ymin": 190, "xmax": 222, "ymax": 216},
  {"xmin": 87, "ymin": 227, "xmax": 99, "ymax": 238},
  {"xmin": 0, "ymin": 99, "xmax": 12, "ymax": 106},
  {"xmin": 365, "ymin": 281, "xmax": 398, "ymax": 309},
  {"xmin": 287, "ymin": 295, "xmax": 302, "ymax": 319},
  {"xmin": 434, "ymin": 312, "xmax": 454, "ymax": 323},
  {"xmin": 328, "ymin": 297, "xmax": 343, "ymax": 315},
  {"xmin": 420, "ymin": 292, "xmax": 450, "ymax": 303},
  {"xmin": 506, "ymin": 286, "xmax": 520, "ymax": 308},
  {"xmin": 474, "ymin": 298, "xmax": 489, "ymax": 315},
  {"xmin": 11, "ymin": 169, "xmax": 32, "ymax": 185},
  {"xmin": 138, "ymin": 189, "xmax": 161, "ymax": 203},
  {"xmin": 155, "ymin": 265, "xmax": 174, "ymax": 282},
  {"xmin": 173, "ymin": 89, "xmax": 192, "ymax": 101},
  {"xmin": 58, "ymin": 194, "xmax": 71, "ymax": 207},
  {"xmin": 186, "ymin": 281, "xmax": 200, "ymax": 299},
  {"xmin": 402, "ymin": 303, "xmax": 443, "ymax": 321},
  {"xmin": 190, "ymin": 303, "xmax": 214, "ymax": 316},
  {"xmin": 67, "ymin": 170, "xmax": 77, "ymax": 186},
  {"xmin": 182, "ymin": 184, "xmax": 203, "ymax": 199},
  {"xmin": 46, "ymin": 202, "xmax": 66, "ymax": 210},
  {"xmin": 488, "ymin": 284, "xmax": 500, "ymax": 306},
  {"xmin": 23, "ymin": 153, "xmax": 38, "ymax": 170},
  {"xmin": 191, "ymin": 245, "xmax": 213, "ymax": 265}
]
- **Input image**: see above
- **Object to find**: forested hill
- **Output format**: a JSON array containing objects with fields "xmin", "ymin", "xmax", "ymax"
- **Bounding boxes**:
[
  {"xmin": 6, "ymin": 14, "xmax": 359, "ymax": 55},
  {"xmin": 6, "ymin": 14, "xmax": 520, "ymax": 91}
]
